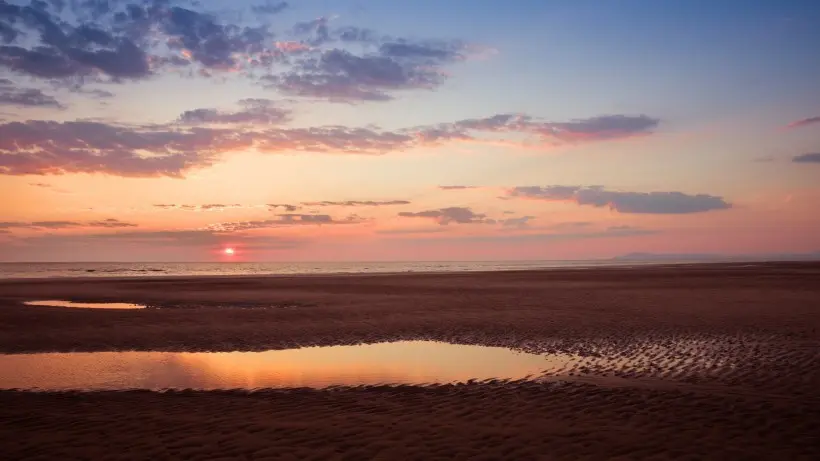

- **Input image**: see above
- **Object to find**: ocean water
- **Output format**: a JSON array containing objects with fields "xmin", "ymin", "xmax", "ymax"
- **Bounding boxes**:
[
  {"xmin": 0, "ymin": 260, "xmax": 654, "ymax": 279},
  {"xmin": 0, "ymin": 341, "xmax": 560, "ymax": 390}
]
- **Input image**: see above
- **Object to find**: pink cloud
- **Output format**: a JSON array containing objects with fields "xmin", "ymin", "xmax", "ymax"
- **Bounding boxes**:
[
  {"xmin": 0, "ymin": 111, "xmax": 661, "ymax": 177},
  {"xmin": 787, "ymin": 116, "xmax": 820, "ymax": 129},
  {"xmin": 275, "ymin": 41, "xmax": 311, "ymax": 53}
]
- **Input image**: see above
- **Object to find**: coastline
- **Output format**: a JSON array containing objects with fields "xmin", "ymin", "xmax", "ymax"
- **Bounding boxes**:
[
  {"xmin": 0, "ymin": 258, "xmax": 816, "ymax": 283},
  {"xmin": 1, "ymin": 262, "xmax": 818, "ymax": 459},
  {"xmin": 2, "ymin": 258, "xmax": 816, "ymax": 281}
]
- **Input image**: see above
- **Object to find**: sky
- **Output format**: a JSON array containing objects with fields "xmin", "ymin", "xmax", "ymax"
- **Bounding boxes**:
[{"xmin": 0, "ymin": 0, "xmax": 819, "ymax": 262}]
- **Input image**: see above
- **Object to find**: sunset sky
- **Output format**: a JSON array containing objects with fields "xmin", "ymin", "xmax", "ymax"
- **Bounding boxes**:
[{"xmin": 1, "ymin": 0, "xmax": 819, "ymax": 262}]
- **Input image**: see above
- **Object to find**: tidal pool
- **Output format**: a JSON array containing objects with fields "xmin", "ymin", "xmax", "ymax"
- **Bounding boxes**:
[
  {"xmin": 0, "ymin": 341, "xmax": 565, "ymax": 391},
  {"xmin": 24, "ymin": 300, "xmax": 146, "ymax": 309}
]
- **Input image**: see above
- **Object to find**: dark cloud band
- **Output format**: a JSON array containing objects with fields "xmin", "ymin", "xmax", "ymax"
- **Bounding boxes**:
[{"xmin": 508, "ymin": 186, "xmax": 731, "ymax": 214}]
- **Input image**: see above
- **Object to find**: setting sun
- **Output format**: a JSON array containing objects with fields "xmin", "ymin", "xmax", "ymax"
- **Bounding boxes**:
[{"xmin": 224, "ymin": 248, "xmax": 235, "ymax": 255}]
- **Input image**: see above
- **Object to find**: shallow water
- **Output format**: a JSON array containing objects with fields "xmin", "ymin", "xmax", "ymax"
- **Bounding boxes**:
[
  {"xmin": 0, "ymin": 259, "xmax": 691, "ymax": 278},
  {"xmin": 24, "ymin": 300, "xmax": 146, "ymax": 309},
  {"xmin": 0, "ymin": 341, "xmax": 568, "ymax": 391}
]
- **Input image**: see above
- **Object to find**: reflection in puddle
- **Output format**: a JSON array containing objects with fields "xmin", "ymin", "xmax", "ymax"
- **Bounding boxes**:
[
  {"xmin": 24, "ymin": 300, "xmax": 146, "ymax": 309},
  {"xmin": 0, "ymin": 341, "xmax": 567, "ymax": 391}
]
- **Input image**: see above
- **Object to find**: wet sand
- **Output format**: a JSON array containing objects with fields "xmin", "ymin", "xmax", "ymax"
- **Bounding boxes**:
[{"xmin": 1, "ymin": 262, "xmax": 819, "ymax": 460}]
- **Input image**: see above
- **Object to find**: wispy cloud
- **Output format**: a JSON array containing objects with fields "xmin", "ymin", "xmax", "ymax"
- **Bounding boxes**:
[
  {"xmin": 301, "ymin": 200, "xmax": 410, "ymax": 207},
  {"xmin": 204, "ymin": 214, "xmax": 365, "ymax": 232},
  {"xmin": 0, "ymin": 79, "xmax": 64, "ymax": 108},
  {"xmin": 177, "ymin": 99, "xmax": 290, "ymax": 126},
  {"xmin": 375, "ymin": 227, "xmax": 447, "ymax": 235},
  {"xmin": 28, "ymin": 182, "xmax": 70, "ymax": 193},
  {"xmin": 793, "ymin": 153, "xmax": 820, "ymax": 163},
  {"xmin": 422, "ymin": 113, "xmax": 660, "ymax": 145},
  {"xmin": 438, "ymin": 185, "xmax": 478, "ymax": 190},
  {"xmin": 266, "ymin": 39, "xmax": 469, "ymax": 102},
  {"xmin": 787, "ymin": 116, "xmax": 820, "ymax": 129},
  {"xmin": 0, "ymin": 218, "xmax": 137, "ymax": 230},
  {"xmin": 251, "ymin": 1, "xmax": 290, "ymax": 15},
  {"xmin": 398, "ymin": 207, "xmax": 495, "ymax": 225},
  {"xmin": 153, "ymin": 204, "xmax": 245, "ymax": 212},
  {"xmin": 0, "ymin": 0, "xmax": 481, "ymax": 104},
  {"xmin": 0, "ymin": 119, "xmax": 248, "ymax": 177},
  {"xmin": 499, "ymin": 216, "xmax": 535, "ymax": 228},
  {"xmin": 267, "ymin": 203, "xmax": 301, "ymax": 212},
  {"xmin": 86, "ymin": 218, "xmax": 140, "ymax": 228},
  {"xmin": 0, "ymin": 111, "xmax": 661, "ymax": 177},
  {"xmin": 508, "ymin": 186, "xmax": 732, "ymax": 214}
]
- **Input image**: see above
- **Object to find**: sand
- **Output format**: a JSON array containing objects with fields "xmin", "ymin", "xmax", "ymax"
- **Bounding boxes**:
[{"xmin": 1, "ymin": 262, "xmax": 818, "ymax": 460}]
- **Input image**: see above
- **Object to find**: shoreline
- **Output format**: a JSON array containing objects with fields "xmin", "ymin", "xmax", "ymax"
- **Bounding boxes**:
[
  {"xmin": 0, "ymin": 259, "xmax": 817, "ymax": 284},
  {"xmin": 2, "ymin": 262, "xmax": 818, "ymax": 459}
]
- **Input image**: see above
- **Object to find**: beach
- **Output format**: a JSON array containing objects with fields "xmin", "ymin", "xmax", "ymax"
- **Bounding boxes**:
[{"xmin": 1, "ymin": 262, "xmax": 818, "ymax": 460}]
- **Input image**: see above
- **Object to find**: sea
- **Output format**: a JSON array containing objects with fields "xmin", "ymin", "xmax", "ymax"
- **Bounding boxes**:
[{"xmin": 0, "ymin": 260, "xmax": 675, "ymax": 279}]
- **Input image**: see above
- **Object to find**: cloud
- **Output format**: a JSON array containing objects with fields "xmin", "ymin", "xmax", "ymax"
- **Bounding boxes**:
[
  {"xmin": 0, "ymin": 116, "xmax": 401, "ymax": 178},
  {"xmin": 266, "ymin": 39, "xmax": 466, "ymax": 102},
  {"xmin": 498, "ymin": 220, "xmax": 594, "ymax": 234},
  {"xmin": 398, "ymin": 207, "xmax": 494, "ymax": 225},
  {"xmin": 379, "ymin": 41, "xmax": 464, "ymax": 62},
  {"xmin": 71, "ymin": 87, "xmax": 115, "ymax": 98},
  {"xmin": 177, "ymin": 99, "xmax": 290, "ymax": 125},
  {"xmin": 0, "ymin": 220, "xmax": 80, "ymax": 229},
  {"xmin": 28, "ymin": 180, "xmax": 70, "ymax": 193},
  {"xmin": 0, "ymin": 119, "xmax": 249, "ymax": 177},
  {"xmin": 546, "ymin": 115, "xmax": 659, "ymax": 142},
  {"xmin": 605, "ymin": 225, "xmax": 646, "ymax": 233},
  {"xmin": 301, "ymin": 200, "xmax": 410, "ymax": 207},
  {"xmin": 290, "ymin": 16, "xmax": 331, "ymax": 46},
  {"xmin": 251, "ymin": 1, "xmax": 289, "ymax": 15},
  {"xmin": 0, "ymin": 1, "xmax": 153, "ymax": 81},
  {"xmin": 434, "ymin": 113, "xmax": 660, "ymax": 144},
  {"xmin": 499, "ymin": 216, "xmax": 535, "ymax": 228},
  {"xmin": 205, "ymin": 214, "xmax": 364, "ymax": 232},
  {"xmin": 787, "ymin": 116, "xmax": 820, "ymax": 129},
  {"xmin": 438, "ymin": 185, "xmax": 478, "ymax": 190},
  {"xmin": 0, "ymin": 218, "xmax": 137, "ymax": 230},
  {"xmin": 253, "ymin": 112, "xmax": 659, "ymax": 155},
  {"xmin": 253, "ymin": 125, "xmax": 420, "ymax": 154},
  {"xmin": 274, "ymin": 41, "xmax": 311, "ymax": 53},
  {"xmin": 508, "ymin": 186, "xmax": 732, "ymax": 214},
  {"xmin": 162, "ymin": 6, "xmax": 276, "ymax": 71},
  {"xmin": 375, "ymin": 227, "xmax": 447, "ymax": 235},
  {"xmin": 267, "ymin": 203, "xmax": 300, "ymax": 212},
  {"xmin": 0, "ymin": 0, "xmax": 279, "ymax": 83},
  {"xmin": 86, "ymin": 218, "xmax": 138, "ymax": 228},
  {"xmin": 0, "ymin": 0, "xmax": 485, "ymax": 108},
  {"xmin": 335, "ymin": 26, "xmax": 379, "ymax": 44},
  {"xmin": 0, "ymin": 110, "xmax": 661, "ymax": 177},
  {"xmin": 0, "ymin": 78, "xmax": 64, "ymax": 108},
  {"xmin": 793, "ymin": 153, "xmax": 820, "ymax": 163},
  {"xmin": 548, "ymin": 221, "xmax": 594, "ymax": 230},
  {"xmin": 153, "ymin": 203, "xmax": 244, "ymax": 212}
]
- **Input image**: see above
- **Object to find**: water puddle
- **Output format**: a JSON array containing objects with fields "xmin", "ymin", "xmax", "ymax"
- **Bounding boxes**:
[
  {"xmin": 24, "ymin": 300, "xmax": 146, "ymax": 310},
  {"xmin": 0, "ymin": 341, "xmax": 571, "ymax": 391}
]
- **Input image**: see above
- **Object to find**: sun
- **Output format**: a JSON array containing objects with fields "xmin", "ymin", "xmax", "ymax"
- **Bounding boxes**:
[{"xmin": 223, "ymin": 248, "xmax": 235, "ymax": 255}]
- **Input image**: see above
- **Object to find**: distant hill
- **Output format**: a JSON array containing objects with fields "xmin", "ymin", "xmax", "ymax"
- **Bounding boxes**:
[{"xmin": 613, "ymin": 251, "xmax": 820, "ymax": 262}]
